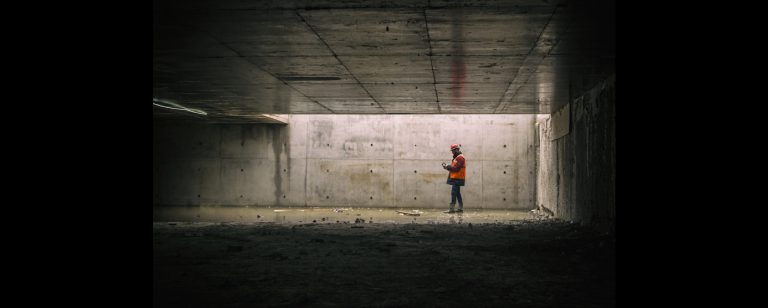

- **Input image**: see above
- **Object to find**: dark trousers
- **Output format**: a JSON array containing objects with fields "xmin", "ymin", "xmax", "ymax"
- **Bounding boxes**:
[{"xmin": 451, "ymin": 184, "xmax": 463, "ymax": 208}]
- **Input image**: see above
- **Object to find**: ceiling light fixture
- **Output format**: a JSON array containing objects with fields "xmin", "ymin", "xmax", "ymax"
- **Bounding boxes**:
[{"xmin": 153, "ymin": 98, "xmax": 207, "ymax": 115}]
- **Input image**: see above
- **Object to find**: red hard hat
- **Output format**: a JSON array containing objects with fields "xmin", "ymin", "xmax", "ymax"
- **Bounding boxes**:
[{"xmin": 450, "ymin": 144, "xmax": 459, "ymax": 150}]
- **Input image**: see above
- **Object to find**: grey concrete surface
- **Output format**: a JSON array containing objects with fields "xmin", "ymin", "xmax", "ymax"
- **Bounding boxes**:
[
  {"xmin": 152, "ymin": 206, "xmax": 537, "ymax": 225},
  {"xmin": 154, "ymin": 115, "xmax": 536, "ymax": 209},
  {"xmin": 153, "ymin": 0, "xmax": 615, "ymax": 119},
  {"xmin": 536, "ymin": 75, "xmax": 615, "ymax": 226},
  {"xmin": 153, "ymin": 218, "xmax": 615, "ymax": 307}
]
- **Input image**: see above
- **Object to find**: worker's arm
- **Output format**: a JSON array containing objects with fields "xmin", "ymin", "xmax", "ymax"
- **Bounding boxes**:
[{"xmin": 445, "ymin": 156, "xmax": 465, "ymax": 171}]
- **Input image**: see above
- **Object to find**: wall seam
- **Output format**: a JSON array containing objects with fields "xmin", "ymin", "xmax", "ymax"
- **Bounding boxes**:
[{"xmin": 304, "ymin": 116, "xmax": 310, "ymax": 207}]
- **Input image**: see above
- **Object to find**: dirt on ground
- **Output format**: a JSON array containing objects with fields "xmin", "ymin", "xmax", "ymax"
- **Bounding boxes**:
[{"xmin": 153, "ymin": 218, "xmax": 615, "ymax": 307}]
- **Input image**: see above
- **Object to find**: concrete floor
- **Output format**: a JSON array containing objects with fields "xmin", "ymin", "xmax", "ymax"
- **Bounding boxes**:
[
  {"xmin": 153, "ymin": 206, "xmax": 540, "ymax": 225},
  {"xmin": 153, "ymin": 218, "xmax": 615, "ymax": 307}
]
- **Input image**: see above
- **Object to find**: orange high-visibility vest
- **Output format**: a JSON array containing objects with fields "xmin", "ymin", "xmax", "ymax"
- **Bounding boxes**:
[{"xmin": 449, "ymin": 154, "xmax": 466, "ymax": 180}]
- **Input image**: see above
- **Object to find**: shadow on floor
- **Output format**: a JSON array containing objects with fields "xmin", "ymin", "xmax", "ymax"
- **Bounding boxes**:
[{"xmin": 153, "ymin": 217, "xmax": 615, "ymax": 307}]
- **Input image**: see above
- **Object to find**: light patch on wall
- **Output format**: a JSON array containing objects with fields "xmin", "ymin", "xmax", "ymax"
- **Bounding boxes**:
[
  {"xmin": 551, "ymin": 103, "xmax": 570, "ymax": 140},
  {"xmin": 153, "ymin": 98, "xmax": 207, "ymax": 115}
]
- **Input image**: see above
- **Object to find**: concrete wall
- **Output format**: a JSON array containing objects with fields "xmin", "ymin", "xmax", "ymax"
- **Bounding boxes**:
[
  {"xmin": 536, "ymin": 75, "xmax": 615, "ymax": 226},
  {"xmin": 154, "ymin": 115, "xmax": 538, "ymax": 209}
]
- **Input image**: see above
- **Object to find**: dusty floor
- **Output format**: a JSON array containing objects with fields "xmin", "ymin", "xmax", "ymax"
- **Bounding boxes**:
[
  {"xmin": 153, "ymin": 206, "xmax": 537, "ymax": 225},
  {"xmin": 153, "ymin": 208, "xmax": 615, "ymax": 307}
]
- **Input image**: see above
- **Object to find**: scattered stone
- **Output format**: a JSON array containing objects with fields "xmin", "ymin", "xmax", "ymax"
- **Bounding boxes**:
[{"xmin": 397, "ymin": 210, "xmax": 421, "ymax": 216}]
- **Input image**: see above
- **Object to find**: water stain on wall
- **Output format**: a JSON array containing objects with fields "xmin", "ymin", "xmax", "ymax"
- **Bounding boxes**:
[
  {"xmin": 345, "ymin": 136, "xmax": 390, "ymax": 144},
  {"xmin": 419, "ymin": 172, "xmax": 446, "ymax": 183},
  {"xmin": 312, "ymin": 120, "xmax": 333, "ymax": 148},
  {"xmin": 347, "ymin": 171, "xmax": 391, "ymax": 192},
  {"xmin": 271, "ymin": 126, "xmax": 289, "ymax": 205}
]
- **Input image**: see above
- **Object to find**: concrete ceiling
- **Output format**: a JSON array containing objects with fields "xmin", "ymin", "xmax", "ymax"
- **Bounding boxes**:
[{"xmin": 153, "ymin": 0, "xmax": 614, "ymax": 121}]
